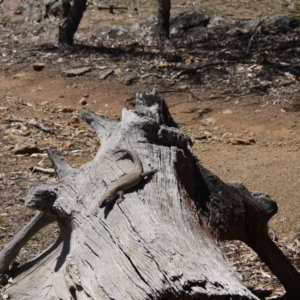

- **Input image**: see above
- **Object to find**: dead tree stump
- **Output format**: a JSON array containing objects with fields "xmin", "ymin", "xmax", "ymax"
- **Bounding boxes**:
[{"xmin": 0, "ymin": 89, "xmax": 299, "ymax": 299}]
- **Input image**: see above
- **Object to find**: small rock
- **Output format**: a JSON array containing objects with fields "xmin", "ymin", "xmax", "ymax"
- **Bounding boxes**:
[
  {"xmin": 230, "ymin": 138, "xmax": 256, "ymax": 145},
  {"xmin": 71, "ymin": 116, "xmax": 80, "ymax": 124},
  {"xmin": 96, "ymin": 66, "xmax": 108, "ymax": 70},
  {"xmin": 13, "ymin": 142, "xmax": 40, "ymax": 155},
  {"xmin": 79, "ymin": 98, "xmax": 88, "ymax": 105},
  {"xmin": 203, "ymin": 131, "xmax": 212, "ymax": 137},
  {"xmin": 141, "ymin": 77, "xmax": 152, "ymax": 84},
  {"xmin": 140, "ymin": 73, "xmax": 150, "ymax": 79},
  {"xmin": 59, "ymin": 107, "xmax": 74, "ymax": 113},
  {"xmin": 14, "ymin": 9, "xmax": 22, "ymax": 15},
  {"xmin": 200, "ymin": 117, "xmax": 216, "ymax": 126},
  {"xmin": 65, "ymin": 141, "xmax": 74, "ymax": 149},
  {"xmin": 284, "ymin": 72, "xmax": 296, "ymax": 80},
  {"xmin": 159, "ymin": 61, "xmax": 170, "ymax": 68},
  {"xmin": 222, "ymin": 109, "xmax": 233, "ymax": 114},
  {"xmin": 222, "ymin": 132, "xmax": 233, "ymax": 139},
  {"xmin": 170, "ymin": 27, "xmax": 178, "ymax": 35},
  {"xmin": 179, "ymin": 74, "xmax": 188, "ymax": 80},
  {"xmin": 123, "ymin": 73, "xmax": 139, "ymax": 85},
  {"xmin": 12, "ymin": 72, "xmax": 26, "ymax": 79},
  {"xmin": 114, "ymin": 68, "xmax": 123, "ymax": 75},
  {"xmin": 32, "ymin": 62, "xmax": 45, "ymax": 71},
  {"xmin": 108, "ymin": 26, "xmax": 129, "ymax": 39},
  {"xmin": 178, "ymin": 85, "xmax": 189, "ymax": 91},
  {"xmin": 62, "ymin": 67, "xmax": 92, "ymax": 77},
  {"xmin": 99, "ymin": 68, "xmax": 114, "ymax": 80},
  {"xmin": 170, "ymin": 11, "xmax": 209, "ymax": 31},
  {"xmin": 194, "ymin": 134, "xmax": 208, "ymax": 140},
  {"xmin": 130, "ymin": 22, "xmax": 141, "ymax": 32}
]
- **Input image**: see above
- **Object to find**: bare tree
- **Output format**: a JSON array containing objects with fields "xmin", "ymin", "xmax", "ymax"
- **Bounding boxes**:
[
  {"xmin": 58, "ymin": 0, "xmax": 87, "ymax": 45},
  {"xmin": 0, "ymin": 89, "xmax": 299, "ymax": 299},
  {"xmin": 57, "ymin": 0, "xmax": 172, "ymax": 48},
  {"xmin": 157, "ymin": 0, "xmax": 171, "ymax": 48}
]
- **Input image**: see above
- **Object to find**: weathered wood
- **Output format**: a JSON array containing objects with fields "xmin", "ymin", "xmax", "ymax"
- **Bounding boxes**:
[
  {"xmin": 0, "ymin": 150, "xmax": 70, "ymax": 276},
  {"xmin": 0, "ymin": 88, "xmax": 298, "ymax": 299},
  {"xmin": 0, "ymin": 212, "xmax": 55, "ymax": 275},
  {"xmin": 47, "ymin": 148, "xmax": 75, "ymax": 179},
  {"xmin": 5, "ymin": 117, "xmax": 55, "ymax": 133}
]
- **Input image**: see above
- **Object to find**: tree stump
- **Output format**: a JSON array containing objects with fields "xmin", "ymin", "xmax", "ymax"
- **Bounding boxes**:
[{"xmin": 0, "ymin": 89, "xmax": 299, "ymax": 299}]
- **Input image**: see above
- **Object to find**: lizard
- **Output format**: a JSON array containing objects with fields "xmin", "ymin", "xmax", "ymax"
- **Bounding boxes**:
[{"xmin": 99, "ymin": 149, "xmax": 158, "ymax": 208}]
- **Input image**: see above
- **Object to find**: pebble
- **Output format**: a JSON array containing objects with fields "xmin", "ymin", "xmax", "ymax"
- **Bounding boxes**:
[
  {"xmin": 200, "ymin": 117, "xmax": 216, "ymax": 126},
  {"xmin": 159, "ymin": 61, "xmax": 170, "ymax": 68},
  {"xmin": 62, "ymin": 67, "xmax": 92, "ymax": 77},
  {"xmin": 59, "ymin": 107, "xmax": 74, "ymax": 113},
  {"xmin": 32, "ymin": 62, "xmax": 45, "ymax": 71},
  {"xmin": 71, "ymin": 116, "xmax": 80, "ymax": 124},
  {"xmin": 13, "ymin": 142, "xmax": 40, "ymax": 155},
  {"xmin": 178, "ymin": 85, "xmax": 189, "ymax": 91},
  {"xmin": 79, "ymin": 98, "xmax": 88, "ymax": 105},
  {"xmin": 195, "ymin": 134, "xmax": 207, "ymax": 140},
  {"xmin": 114, "ymin": 68, "xmax": 123, "ymax": 75},
  {"xmin": 99, "ymin": 68, "xmax": 114, "ymax": 80},
  {"xmin": 230, "ymin": 138, "xmax": 256, "ymax": 145},
  {"xmin": 222, "ymin": 109, "xmax": 233, "ymax": 114},
  {"xmin": 123, "ymin": 73, "xmax": 138, "ymax": 85},
  {"xmin": 65, "ymin": 141, "xmax": 74, "ymax": 148},
  {"xmin": 140, "ymin": 73, "xmax": 150, "ymax": 79}
]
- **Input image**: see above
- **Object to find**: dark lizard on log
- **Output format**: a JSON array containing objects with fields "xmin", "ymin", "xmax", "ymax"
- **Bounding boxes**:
[{"xmin": 99, "ymin": 149, "xmax": 158, "ymax": 208}]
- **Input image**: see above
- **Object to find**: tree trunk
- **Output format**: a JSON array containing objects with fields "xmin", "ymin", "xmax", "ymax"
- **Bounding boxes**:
[
  {"xmin": 157, "ymin": 0, "xmax": 171, "ymax": 47},
  {"xmin": 0, "ymin": 89, "xmax": 299, "ymax": 299},
  {"xmin": 58, "ymin": 0, "xmax": 87, "ymax": 45}
]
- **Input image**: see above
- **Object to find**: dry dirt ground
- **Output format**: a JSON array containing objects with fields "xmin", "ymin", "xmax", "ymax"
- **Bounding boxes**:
[
  {"xmin": 0, "ymin": 0, "xmax": 300, "ymax": 298},
  {"xmin": 1, "ymin": 66, "xmax": 299, "ymax": 237}
]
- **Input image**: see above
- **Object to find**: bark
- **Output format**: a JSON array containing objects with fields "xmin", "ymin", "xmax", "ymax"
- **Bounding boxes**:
[
  {"xmin": 0, "ymin": 89, "xmax": 299, "ymax": 299},
  {"xmin": 157, "ymin": 0, "xmax": 171, "ymax": 47},
  {"xmin": 58, "ymin": 0, "xmax": 87, "ymax": 46}
]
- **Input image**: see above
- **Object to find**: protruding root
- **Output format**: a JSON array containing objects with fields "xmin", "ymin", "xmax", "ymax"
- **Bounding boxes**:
[{"xmin": 0, "ymin": 212, "xmax": 56, "ymax": 275}]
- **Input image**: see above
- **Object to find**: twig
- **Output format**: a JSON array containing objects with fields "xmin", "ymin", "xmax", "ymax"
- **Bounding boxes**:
[
  {"xmin": 10, "ymin": 128, "xmax": 31, "ymax": 136},
  {"xmin": 98, "ymin": 5, "xmax": 128, "ymax": 14},
  {"xmin": 28, "ymin": 167, "xmax": 55, "ymax": 174},
  {"xmin": 246, "ymin": 31, "xmax": 258, "ymax": 54},
  {"xmin": 173, "ymin": 61, "xmax": 225, "ymax": 79},
  {"xmin": 5, "ymin": 118, "xmax": 55, "ymax": 133}
]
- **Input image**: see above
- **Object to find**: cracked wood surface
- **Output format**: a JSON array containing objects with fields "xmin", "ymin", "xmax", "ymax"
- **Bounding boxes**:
[{"xmin": 0, "ymin": 89, "xmax": 267, "ymax": 299}]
